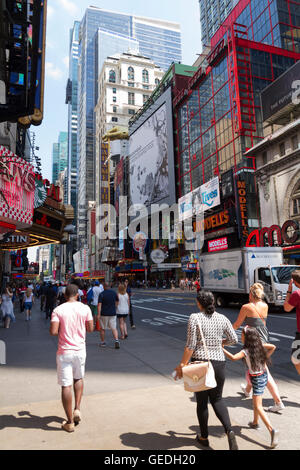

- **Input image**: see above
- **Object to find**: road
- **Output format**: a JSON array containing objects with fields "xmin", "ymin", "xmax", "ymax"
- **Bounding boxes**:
[{"xmin": 130, "ymin": 289, "xmax": 298, "ymax": 381}]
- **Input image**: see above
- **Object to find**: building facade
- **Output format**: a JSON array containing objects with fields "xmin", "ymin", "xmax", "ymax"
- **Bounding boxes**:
[
  {"xmin": 76, "ymin": 6, "xmax": 182, "ymax": 248},
  {"xmin": 199, "ymin": 0, "xmax": 238, "ymax": 47},
  {"xmin": 52, "ymin": 132, "xmax": 68, "ymax": 185},
  {"xmin": 66, "ymin": 21, "xmax": 80, "ymax": 233}
]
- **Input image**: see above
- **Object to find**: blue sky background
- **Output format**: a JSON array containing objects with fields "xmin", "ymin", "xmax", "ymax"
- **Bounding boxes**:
[{"xmin": 35, "ymin": 0, "xmax": 202, "ymax": 181}]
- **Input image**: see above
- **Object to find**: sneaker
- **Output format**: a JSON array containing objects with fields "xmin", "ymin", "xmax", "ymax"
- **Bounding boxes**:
[
  {"xmin": 227, "ymin": 430, "xmax": 238, "ymax": 450},
  {"xmin": 115, "ymin": 340, "xmax": 120, "ymax": 349},
  {"xmin": 270, "ymin": 429, "xmax": 279, "ymax": 448},
  {"xmin": 131, "ymin": 325, "xmax": 136, "ymax": 329},
  {"xmin": 241, "ymin": 383, "xmax": 251, "ymax": 398},
  {"xmin": 268, "ymin": 402, "xmax": 285, "ymax": 413},
  {"xmin": 248, "ymin": 421, "xmax": 261, "ymax": 430},
  {"xmin": 99, "ymin": 342, "xmax": 106, "ymax": 348},
  {"xmin": 61, "ymin": 421, "xmax": 75, "ymax": 433}
]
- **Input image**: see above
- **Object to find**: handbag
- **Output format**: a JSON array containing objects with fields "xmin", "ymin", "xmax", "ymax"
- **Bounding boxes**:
[{"xmin": 182, "ymin": 315, "xmax": 217, "ymax": 392}]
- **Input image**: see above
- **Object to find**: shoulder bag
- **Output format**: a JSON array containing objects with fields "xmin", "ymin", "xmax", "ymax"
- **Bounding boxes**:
[{"xmin": 182, "ymin": 315, "xmax": 217, "ymax": 393}]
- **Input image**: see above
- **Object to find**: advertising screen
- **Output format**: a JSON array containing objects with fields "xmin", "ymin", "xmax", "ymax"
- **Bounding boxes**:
[{"xmin": 129, "ymin": 87, "xmax": 175, "ymax": 209}]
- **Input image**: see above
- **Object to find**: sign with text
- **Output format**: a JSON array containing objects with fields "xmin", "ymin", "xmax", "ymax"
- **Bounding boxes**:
[{"xmin": 208, "ymin": 237, "xmax": 228, "ymax": 252}]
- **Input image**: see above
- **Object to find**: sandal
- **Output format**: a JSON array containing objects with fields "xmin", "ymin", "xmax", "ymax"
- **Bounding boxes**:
[{"xmin": 61, "ymin": 421, "xmax": 75, "ymax": 433}]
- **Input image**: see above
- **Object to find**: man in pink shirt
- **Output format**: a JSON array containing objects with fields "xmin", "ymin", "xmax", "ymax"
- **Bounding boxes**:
[{"xmin": 50, "ymin": 284, "xmax": 94, "ymax": 432}]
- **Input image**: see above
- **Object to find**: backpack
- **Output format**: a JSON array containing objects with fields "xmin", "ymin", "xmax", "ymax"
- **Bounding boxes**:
[{"xmin": 87, "ymin": 288, "xmax": 93, "ymax": 304}]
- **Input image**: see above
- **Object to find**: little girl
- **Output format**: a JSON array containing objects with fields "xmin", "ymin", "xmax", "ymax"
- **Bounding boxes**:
[{"xmin": 223, "ymin": 326, "xmax": 279, "ymax": 449}]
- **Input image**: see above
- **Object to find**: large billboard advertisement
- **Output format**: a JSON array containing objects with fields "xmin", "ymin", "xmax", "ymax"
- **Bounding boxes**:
[
  {"xmin": 129, "ymin": 87, "xmax": 176, "ymax": 209},
  {"xmin": 261, "ymin": 60, "xmax": 300, "ymax": 122}
]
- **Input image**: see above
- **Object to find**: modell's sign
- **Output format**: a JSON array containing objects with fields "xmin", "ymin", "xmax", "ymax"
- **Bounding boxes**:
[{"xmin": 0, "ymin": 146, "xmax": 35, "ymax": 228}]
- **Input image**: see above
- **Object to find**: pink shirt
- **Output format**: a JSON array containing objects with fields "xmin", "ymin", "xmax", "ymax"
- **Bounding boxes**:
[
  {"xmin": 51, "ymin": 301, "xmax": 93, "ymax": 355},
  {"xmin": 289, "ymin": 290, "xmax": 300, "ymax": 332}
]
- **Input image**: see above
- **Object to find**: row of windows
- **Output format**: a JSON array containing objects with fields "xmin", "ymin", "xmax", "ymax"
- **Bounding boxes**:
[{"xmin": 108, "ymin": 68, "xmax": 151, "ymax": 84}]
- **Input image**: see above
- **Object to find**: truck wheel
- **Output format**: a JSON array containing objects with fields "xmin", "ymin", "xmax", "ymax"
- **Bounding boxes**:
[{"xmin": 214, "ymin": 294, "xmax": 227, "ymax": 308}]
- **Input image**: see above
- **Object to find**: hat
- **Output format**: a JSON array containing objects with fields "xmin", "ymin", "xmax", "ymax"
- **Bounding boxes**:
[{"xmin": 95, "ymin": 280, "xmax": 100, "ymax": 286}]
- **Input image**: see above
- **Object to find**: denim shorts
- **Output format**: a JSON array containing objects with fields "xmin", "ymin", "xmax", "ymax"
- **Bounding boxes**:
[
  {"xmin": 24, "ymin": 302, "xmax": 33, "ymax": 311},
  {"xmin": 250, "ymin": 370, "xmax": 268, "ymax": 396}
]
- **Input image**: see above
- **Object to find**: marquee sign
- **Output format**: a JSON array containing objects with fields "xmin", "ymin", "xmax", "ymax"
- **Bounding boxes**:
[
  {"xmin": 0, "ymin": 146, "xmax": 35, "ymax": 228},
  {"xmin": 246, "ymin": 220, "xmax": 299, "ymax": 247}
]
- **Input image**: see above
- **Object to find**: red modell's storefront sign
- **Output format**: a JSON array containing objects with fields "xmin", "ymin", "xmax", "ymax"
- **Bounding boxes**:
[{"xmin": 0, "ymin": 146, "xmax": 35, "ymax": 228}]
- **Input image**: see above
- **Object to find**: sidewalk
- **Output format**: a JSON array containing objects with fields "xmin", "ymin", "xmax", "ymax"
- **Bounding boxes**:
[{"xmin": 0, "ymin": 303, "xmax": 299, "ymax": 450}]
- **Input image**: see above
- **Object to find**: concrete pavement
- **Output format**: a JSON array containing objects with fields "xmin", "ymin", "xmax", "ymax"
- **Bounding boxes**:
[{"xmin": 0, "ymin": 301, "xmax": 299, "ymax": 450}]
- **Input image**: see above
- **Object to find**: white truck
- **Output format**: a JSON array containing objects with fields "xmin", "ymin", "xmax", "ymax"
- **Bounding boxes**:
[{"xmin": 199, "ymin": 247, "xmax": 298, "ymax": 308}]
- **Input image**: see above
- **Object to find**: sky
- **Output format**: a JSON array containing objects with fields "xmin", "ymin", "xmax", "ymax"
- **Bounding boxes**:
[{"xmin": 34, "ymin": 0, "xmax": 202, "ymax": 181}]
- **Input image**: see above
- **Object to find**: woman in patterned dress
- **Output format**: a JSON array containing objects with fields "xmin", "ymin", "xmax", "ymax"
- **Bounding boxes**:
[{"xmin": 175, "ymin": 290, "xmax": 239, "ymax": 450}]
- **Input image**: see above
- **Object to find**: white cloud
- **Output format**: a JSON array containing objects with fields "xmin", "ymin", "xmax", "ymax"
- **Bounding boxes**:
[
  {"xmin": 47, "ymin": 5, "xmax": 55, "ymax": 19},
  {"xmin": 45, "ymin": 62, "xmax": 64, "ymax": 80},
  {"xmin": 63, "ymin": 56, "xmax": 69, "ymax": 68},
  {"xmin": 58, "ymin": 0, "xmax": 79, "ymax": 16}
]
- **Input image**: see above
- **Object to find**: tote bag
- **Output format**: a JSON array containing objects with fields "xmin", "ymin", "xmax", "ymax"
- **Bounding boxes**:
[{"xmin": 182, "ymin": 315, "xmax": 217, "ymax": 392}]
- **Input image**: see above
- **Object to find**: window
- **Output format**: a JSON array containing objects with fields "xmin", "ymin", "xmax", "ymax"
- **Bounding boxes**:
[
  {"xmin": 128, "ymin": 82, "xmax": 135, "ymax": 87},
  {"xmin": 292, "ymin": 135, "xmax": 298, "ymax": 151},
  {"xmin": 113, "ymin": 106, "xmax": 117, "ymax": 113},
  {"xmin": 128, "ymin": 92, "xmax": 135, "ymax": 105},
  {"xmin": 128, "ymin": 109, "xmax": 135, "ymax": 115},
  {"xmin": 143, "ymin": 85, "xmax": 149, "ymax": 90},
  {"xmin": 291, "ymin": 181, "xmax": 300, "ymax": 216},
  {"xmin": 128, "ymin": 66, "xmax": 134, "ymax": 81},
  {"xmin": 113, "ymin": 96, "xmax": 117, "ymax": 103},
  {"xmin": 143, "ymin": 94, "xmax": 148, "ymax": 104},
  {"xmin": 112, "ymin": 117, "xmax": 118, "ymax": 122},
  {"xmin": 112, "ymin": 88, "xmax": 116, "ymax": 94},
  {"xmin": 142, "ymin": 69, "xmax": 149, "ymax": 84},
  {"xmin": 279, "ymin": 142, "xmax": 285, "ymax": 157},
  {"xmin": 109, "ymin": 70, "xmax": 116, "ymax": 83},
  {"xmin": 155, "ymin": 78, "xmax": 160, "ymax": 86},
  {"xmin": 262, "ymin": 151, "xmax": 267, "ymax": 165}
]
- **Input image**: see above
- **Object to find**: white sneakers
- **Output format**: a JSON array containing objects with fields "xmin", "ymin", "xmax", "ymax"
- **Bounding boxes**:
[
  {"xmin": 241, "ymin": 383, "xmax": 252, "ymax": 398},
  {"xmin": 267, "ymin": 402, "xmax": 285, "ymax": 413}
]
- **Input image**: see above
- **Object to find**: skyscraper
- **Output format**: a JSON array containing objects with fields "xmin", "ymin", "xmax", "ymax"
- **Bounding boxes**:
[
  {"xmin": 66, "ymin": 21, "xmax": 80, "ymax": 229},
  {"xmin": 76, "ymin": 6, "xmax": 182, "ymax": 247},
  {"xmin": 52, "ymin": 131, "xmax": 68, "ymax": 184},
  {"xmin": 199, "ymin": 0, "xmax": 239, "ymax": 47}
]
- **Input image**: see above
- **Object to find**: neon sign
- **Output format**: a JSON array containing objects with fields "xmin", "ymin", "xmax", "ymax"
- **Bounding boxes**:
[{"xmin": 246, "ymin": 220, "xmax": 299, "ymax": 247}]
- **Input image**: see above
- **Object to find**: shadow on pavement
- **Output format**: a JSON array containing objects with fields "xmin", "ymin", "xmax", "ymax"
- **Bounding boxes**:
[{"xmin": 0, "ymin": 410, "xmax": 64, "ymax": 431}]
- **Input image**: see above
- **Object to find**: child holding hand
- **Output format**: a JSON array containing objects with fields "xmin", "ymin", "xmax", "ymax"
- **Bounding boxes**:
[{"xmin": 223, "ymin": 326, "xmax": 279, "ymax": 449}]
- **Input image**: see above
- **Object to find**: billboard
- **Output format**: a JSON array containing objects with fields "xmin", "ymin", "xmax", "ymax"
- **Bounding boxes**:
[
  {"xmin": 261, "ymin": 60, "xmax": 300, "ymax": 122},
  {"xmin": 129, "ymin": 87, "xmax": 176, "ymax": 209},
  {"xmin": 178, "ymin": 176, "xmax": 220, "ymax": 221}
]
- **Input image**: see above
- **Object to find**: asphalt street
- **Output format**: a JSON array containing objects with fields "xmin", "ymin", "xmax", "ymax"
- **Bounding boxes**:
[{"xmin": 130, "ymin": 289, "xmax": 299, "ymax": 382}]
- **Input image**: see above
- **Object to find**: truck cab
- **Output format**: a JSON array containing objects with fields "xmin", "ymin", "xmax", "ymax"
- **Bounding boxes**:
[{"xmin": 254, "ymin": 265, "xmax": 298, "ymax": 306}]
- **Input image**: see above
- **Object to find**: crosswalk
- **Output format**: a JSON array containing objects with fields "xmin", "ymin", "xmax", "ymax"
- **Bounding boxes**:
[{"xmin": 132, "ymin": 302, "xmax": 294, "ymax": 347}]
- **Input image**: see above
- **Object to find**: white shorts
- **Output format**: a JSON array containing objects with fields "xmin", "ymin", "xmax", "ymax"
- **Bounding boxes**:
[
  {"xmin": 100, "ymin": 316, "xmax": 117, "ymax": 330},
  {"xmin": 56, "ymin": 351, "xmax": 86, "ymax": 387}
]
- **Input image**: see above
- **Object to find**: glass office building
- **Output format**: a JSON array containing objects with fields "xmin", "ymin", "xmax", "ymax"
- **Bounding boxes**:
[
  {"xmin": 66, "ymin": 21, "xmax": 80, "ymax": 230},
  {"xmin": 52, "ymin": 132, "xmax": 68, "ymax": 184},
  {"xmin": 175, "ymin": 0, "xmax": 300, "ymax": 245},
  {"xmin": 77, "ymin": 7, "xmax": 182, "ymax": 245},
  {"xmin": 199, "ymin": 0, "xmax": 239, "ymax": 47}
]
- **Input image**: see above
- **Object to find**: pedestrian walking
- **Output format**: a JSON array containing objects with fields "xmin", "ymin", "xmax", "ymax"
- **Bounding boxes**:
[
  {"xmin": 23, "ymin": 288, "xmax": 34, "ymax": 321},
  {"xmin": 284, "ymin": 270, "xmax": 300, "ymax": 374},
  {"xmin": 50, "ymin": 284, "xmax": 94, "ymax": 432},
  {"xmin": 116, "ymin": 284, "xmax": 130, "ymax": 339},
  {"xmin": 174, "ymin": 290, "xmax": 239, "ymax": 450},
  {"xmin": 125, "ymin": 279, "xmax": 136, "ymax": 329},
  {"xmin": 97, "ymin": 283, "xmax": 120, "ymax": 349},
  {"xmin": 232, "ymin": 283, "xmax": 284, "ymax": 412},
  {"xmin": 194, "ymin": 278, "xmax": 201, "ymax": 293},
  {"xmin": 45, "ymin": 283, "xmax": 57, "ymax": 320},
  {"xmin": 1, "ymin": 287, "xmax": 15, "ymax": 328},
  {"xmin": 223, "ymin": 326, "xmax": 279, "ymax": 448},
  {"xmin": 90, "ymin": 281, "xmax": 104, "ymax": 327}
]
